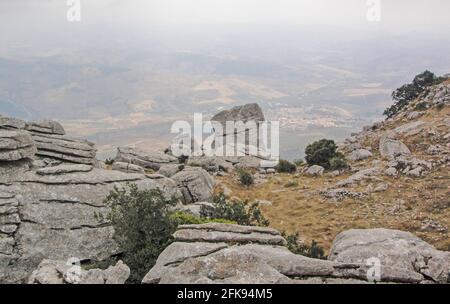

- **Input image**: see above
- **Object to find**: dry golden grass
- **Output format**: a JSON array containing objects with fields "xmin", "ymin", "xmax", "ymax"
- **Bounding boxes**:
[{"xmin": 217, "ymin": 164, "xmax": 449, "ymax": 254}]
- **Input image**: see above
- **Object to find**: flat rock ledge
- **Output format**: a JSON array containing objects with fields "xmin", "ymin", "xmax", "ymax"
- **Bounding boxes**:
[{"xmin": 143, "ymin": 224, "xmax": 450, "ymax": 284}]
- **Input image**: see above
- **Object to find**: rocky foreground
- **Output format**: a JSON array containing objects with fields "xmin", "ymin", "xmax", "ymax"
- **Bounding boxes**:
[
  {"xmin": 0, "ymin": 81, "xmax": 449, "ymax": 283},
  {"xmin": 141, "ymin": 223, "xmax": 450, "ymax": 284}
]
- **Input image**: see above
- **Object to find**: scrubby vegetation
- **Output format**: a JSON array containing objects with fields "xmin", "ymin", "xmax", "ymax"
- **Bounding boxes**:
[
  {"xmin": 201, "ymin": 193, "xmax": 270, "ymax": 227},
  {"xmin": 283, "ymin": 232, "xmax": 326, "ymax": 259},
  {"xmin": 384, "ymin": 70, "xmax": 446, "ymax": 118},
  {"xmin": 237, "ymin": 169, "xmax": 254, "ymax": 187},
  {"xmin": 293, "ymin": 159, "xmax": 305, "ymax": 167},
  {"xmin": 276, "ymin": 159, "xmax": 297, "ymax": 173},
  {"xmin": 104, "ymin": 184, "xmax": 270, "ymax": 282},
  {"xmin": 305, "ymin": 139, "xmax": 346, "ymax": 170},
  {"xmin": 103, "ymin": 183, "xmax": 177, "ymax": 283}
]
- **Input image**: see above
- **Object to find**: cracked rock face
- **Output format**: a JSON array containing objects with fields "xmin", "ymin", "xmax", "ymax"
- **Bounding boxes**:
[
  {"xmin": 143, "ymin": 224, "xmax": 450, "ymax": 284},
  {"xmin": 329, "ymin": 229, "xmax": 450, "ymax": 283},
  {"xmin": 171, "ymin": 167, "xmax": 215, "ymax": 203},
  {"xmin": 0, "ymin": 166, "xmax": 183, "ymax": 283},
  {"xmin": 0, "ymin": 130, "xmax": 36, "ymax": 161}
]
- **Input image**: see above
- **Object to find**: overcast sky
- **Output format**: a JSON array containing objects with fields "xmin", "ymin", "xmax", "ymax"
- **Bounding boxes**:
[{"xmin": 1, "ymin": 0, "xmax": 449, "ymax": 32}]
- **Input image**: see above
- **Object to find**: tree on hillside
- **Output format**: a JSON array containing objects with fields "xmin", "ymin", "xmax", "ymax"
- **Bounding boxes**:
[
  {"xmin": 305, "ymin": 139, "xmax": 346, "ymax": 170},
  {"xmin": 384, "ymin": 70, "xmax": 446, "ymax": 118}
]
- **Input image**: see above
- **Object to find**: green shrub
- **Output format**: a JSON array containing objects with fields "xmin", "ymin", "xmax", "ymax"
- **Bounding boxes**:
[
  {"xmin": 169, "ymin": 211, "xmax": 236, "ymax": 225},
  {"xmin": 305, "ymin": 139, "xmax": 341, "ymax": 170},
  {"xmin": 200, "ymin": 193, "xmax": 269, "ymax": 227},
  {"xmin": 103, "ymin": 183, "xmax": 178, "ymax": 283},
  {"xmin": 384, "ymin": 71, "xmax": 446, "ymax": 118},
  {"xmin": 293, "ymin": 159, "xmax": 305, "ymax": 167},
  {"xmin": 238, "ymin": 169, "xmax": 254, "ymax": 187},
  {"xmin": 414, "ymin": 102, "xmax": 428, "ymax": 111},
  {"xmin": 329, "ymin": 156, "xmax": 348, "ymax": 170},
  {"xmin": 283, "ymin": 232, "xmax": 327, "ymax": 260},
  {"xmin": 276, "ymin": 159, "xmax": 297, "ymax": 173}
]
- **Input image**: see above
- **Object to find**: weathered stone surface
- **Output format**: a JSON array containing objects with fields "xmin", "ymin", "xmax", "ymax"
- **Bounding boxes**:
[
  {"xmin": 186, "ymin": 157, "xmax": 233, "ymax": 172},
  {"xmin": 157, "ymin": 164, "xmax": 184, "ymax": 177},
  {"xmin": 142, "ymin": 242, "xmax": 229, "ymax": 284},
  {"xmin": 329, "ymin": 228, "xmax": 450, "ymax": 283},
  {"xmin": 379, "ymin": 134, "xmax": 411, "ymax": 159},
  {"xmin": 305, "ymin": 165, "xmax": 324, "ymax": 176},
  {"xmin": 336, "ymin": 167, "xmax": 380, "ymax": 187},
  {"xmin": 0, "ymin": 116, "xmax": 27, "ymax": 130},
  {"xmin": 348, "ymin": 149, "xmax": 372, "ymax": 161},
  {"xmin": 173, "ymin": 223, "xmax": 286, "ymax": 246},
  {"xmin": 212, "ymin": 103, "xmax": 265, "ymax": 125},
  {"xmin": 115, "ymin": 147, "xmax": 178, "ymax": 170},
  {"xmin": 394, "ymin": 120, "xmax": 425, "ymax": 135},
  {"xmin": 0, "ymin": 167, "xmax": 182, "ymax": 283},
  {"xmin": 36, "ymin": 164, "xmax": 93, "ymax": 175},
  {"xmin": 26, "ymin": 120, "xmax": 65, "ymax": 135},
  {"xmin": 172, "ymin": 167, "xmax": 215, "ymax": 203},
  {"xmin": 30, "ymin": 133, "xmax": 96, "ymax": 165},
  {"xmin": 0, "ymin": 130, "xmax": 36, "ymax": 161},
  {"xmin": 112, "ymin": 161, "xmax": 145, "ymax": 174},
  {"xmin": 28, "ymin": 259, "xmax": 130, "ymax": 284},
  {"xmin": 145, "ymin": 224, "xmax": 448, "ymax": 284}
]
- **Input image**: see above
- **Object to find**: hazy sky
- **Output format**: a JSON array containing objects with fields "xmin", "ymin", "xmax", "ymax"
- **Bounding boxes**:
[{"xmin": 1, "ymin": 0, "xmax": 449, "ymax": 31}]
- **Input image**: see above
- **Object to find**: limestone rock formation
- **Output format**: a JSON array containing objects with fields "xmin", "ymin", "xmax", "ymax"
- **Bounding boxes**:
[
  {"xmin": 28, "ymin": 259, "xmax": 130, "ymax": 284},
  {"xmin": 329, "ymin": 229, "xmax": 450, "ymax": 283},
  {"xmin": 143, "ymin": 224, "xmax": 449, "ymax": 284},
  {"xmin": 171, "ymin": 167, "xmax": 215, "ymax": 203},
  {"xmin": 305, "ymin": 165, "xmax": 324, "ymax": 176},
  {"xmin": 115, "ymin": 147, "xmax": 178, "ymax": 171},
  {"xmin": 0, "ymin": 130, "xmax": 36, "ymax": 161}
]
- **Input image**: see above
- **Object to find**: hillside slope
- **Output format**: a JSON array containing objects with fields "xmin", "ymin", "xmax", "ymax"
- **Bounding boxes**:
[{"xmin": 217, "ymin": 80, "xmax": 450, "ymax": 252}]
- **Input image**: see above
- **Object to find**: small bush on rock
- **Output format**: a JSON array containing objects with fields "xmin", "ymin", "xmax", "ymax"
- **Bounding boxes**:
[
  {"xmin": 329, "ymin": 156, "xmax": 348, "ymax": 170},
  {"xmin": 238, "ymin": 169, "xmax": 254, "ymax": 187},
  {"xmin": 200, "ymin": 193, "xmax": 269, "ymax": 227},
  {"xmin": 283, "ymin": 232, "xmax": 327, "ymax": 260},
  {"xmin": 276, "ymin": 159, "xmax": 297, "ymax": 173}
]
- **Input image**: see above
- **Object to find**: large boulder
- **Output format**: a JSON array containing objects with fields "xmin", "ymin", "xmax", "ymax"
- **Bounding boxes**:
[
  {"xmin": 0, "ymin": 130, "xmax": 36, "ymax": 161},
  {"xmin": 26, "ymin": 120, "xmax": 66, "ymax": 135},
  {"xmin": 171, "ymin": 167, "xmax": 215, "ymax": 203},
  {"xmin": 28, "ymin": 259, "xmax": 130, "ymax": 284},
  {"xmin": 329, "ymin": 229, "xmax": 450, "ymax": 283},
  {"xmin": 305, "ymin": 165, "xmax": 324, "ymax": 176},
  {"xmin": 0, "ymin": 166, "xmax": 182, "ymax": 283},
  {"xmin": 348, "ymin": 149, "xmax": 372, "ymax": 161},
  {"xmin": 379, "ymin": 133, "xmax": 411, "ymax": 159},
  {"xmin": 143, "ymin": 224, "xmax": 447, "ymax": 284},
  {"xmin": 211, "ymin": 103, "xmax": 265, "ymax": 125},
  {"xmin": 115, "ymin": 147, "xmax": 178, "ymax": 171}
]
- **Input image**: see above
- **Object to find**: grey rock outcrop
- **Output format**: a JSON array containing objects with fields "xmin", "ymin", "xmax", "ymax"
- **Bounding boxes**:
[
  {"xmin": 329, "ymin": 229, "xmax": 450, "ymax": 283},
  {"xmin": 26, "ymin": 120, "xmax": 66, "ymax": 135},
  {"xmin": 0, "ymin": 130, "xmax": 36, "ymax": 161},
  {"xmin": 211, "ymin": 103, "xmax": 265, "ymax": 125},
  {"xmin": 348, "ymin": 149, "xmax": 372, "ymax": 161},
  {"xmin": 305, "ymin": 165, "xmax": 324, "ymax": 176},
  {"xmin": 172, "ymin": 167, "xmax": 215, "ymax": 203},
  {"xmin": 28, "ymin": 259, "xmax": 130, "ymax": 284},
  {"xmin": 143, "ymin": 224, "xmax": 449, "ymax": 284},
  {"xmin": 112, "ymin": 161, "xmax": 145, "ymax": 174},
  {"xmin": 379, "ymin": 134, "xmax": 411, "ymax": 159},
  {"xmin": 115, "ymin": 147, "xmax": 178, "ymax": 171}
]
